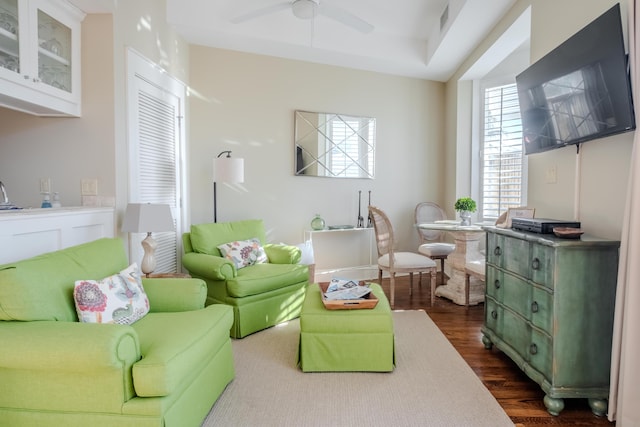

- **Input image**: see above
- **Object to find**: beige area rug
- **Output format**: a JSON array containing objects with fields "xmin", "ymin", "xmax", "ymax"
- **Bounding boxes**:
[{"xmin": 202, "ymin": 310, "xmax": 513, "ymax": 427}]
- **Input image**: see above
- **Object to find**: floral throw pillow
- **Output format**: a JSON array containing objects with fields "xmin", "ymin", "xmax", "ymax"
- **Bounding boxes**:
[
  {"xmin": 217, "ymin": 238, "xmax": 268, "ymax": 269},
  {"xmin": 73, "ymin": 263, "xmax": 150, "ymax": 325}
]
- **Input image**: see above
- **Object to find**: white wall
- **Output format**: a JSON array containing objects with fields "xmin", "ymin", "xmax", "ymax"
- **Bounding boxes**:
[
  {"xmin": 446, "ymin": 0, "xmax": 633, "ymax": 240},
  {"xmin": 189, "ymin": 46, "xmax": 446, "ymax": 249},
  {"xmin": 111, "ymin": 0, "xmax": 190, "ymax": 235}
]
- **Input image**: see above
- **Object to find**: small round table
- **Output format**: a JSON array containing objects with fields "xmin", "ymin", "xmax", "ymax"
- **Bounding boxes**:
[{"xmin": 417, "ymin": 221, "xmax": 486, "ymax": 305}]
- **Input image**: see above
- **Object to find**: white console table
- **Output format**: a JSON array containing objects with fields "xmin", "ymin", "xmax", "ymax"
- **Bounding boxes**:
[{"xmin": 304, "ymin": 227, "xmax": 376, "ymax": 282}]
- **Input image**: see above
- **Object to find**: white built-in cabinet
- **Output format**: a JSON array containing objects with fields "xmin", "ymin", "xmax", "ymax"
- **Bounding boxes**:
[
  {"xmin": 0, "ymin": 207, "xmax": 115, "ymax": 264},
  {"xmin": 0, "ymin": 0, "xmax": 84, "ymax": 116}
]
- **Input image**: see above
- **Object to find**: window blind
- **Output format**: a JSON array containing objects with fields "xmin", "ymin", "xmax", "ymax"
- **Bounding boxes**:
[
  {"xmin": 482, "ymin": 84, "xmax": 524, "ymax": 219},
  {"xmin": 136, "ymin": 90, "xmax": 178, "ymax": 273}
]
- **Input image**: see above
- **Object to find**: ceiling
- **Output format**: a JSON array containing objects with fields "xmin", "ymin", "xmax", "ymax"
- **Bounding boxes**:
[
  {"xmin": 167, "ymin": 0, "xmax": 521, "ymax": 81},
  {"xmin": 69, "ymin": 0, "xmax": 520, "ymax": 81}
]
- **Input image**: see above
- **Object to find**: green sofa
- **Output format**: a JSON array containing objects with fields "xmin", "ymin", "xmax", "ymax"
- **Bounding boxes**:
[
  {"xmin": 182, "ymin": 219, "xmax": 309, "ymax": 338},
  {"xmin": 0, "ymin": 238, "xmax": 234, "ymax": 427}
]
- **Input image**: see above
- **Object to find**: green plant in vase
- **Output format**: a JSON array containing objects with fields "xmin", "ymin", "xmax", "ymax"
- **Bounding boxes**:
[{"xmin": 454, "ymin": 197, "xmax": 477, "ymax": 226}]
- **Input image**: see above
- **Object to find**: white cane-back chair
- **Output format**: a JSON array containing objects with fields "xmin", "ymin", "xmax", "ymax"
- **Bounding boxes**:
[{"xmin": 369, "ymin": 206, "xmax": 438, "ymax": 307}]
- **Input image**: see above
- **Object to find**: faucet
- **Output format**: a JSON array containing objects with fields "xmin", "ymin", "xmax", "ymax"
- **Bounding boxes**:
[{"xmin": 0, "ymin": 181, "xmax": 7, "ymax": 205}]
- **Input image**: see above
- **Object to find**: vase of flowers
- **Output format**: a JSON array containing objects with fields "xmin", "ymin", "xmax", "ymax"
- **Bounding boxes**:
[{"xmin": 454, "ymin": 197, "xmax": 477, "ymax": 226}]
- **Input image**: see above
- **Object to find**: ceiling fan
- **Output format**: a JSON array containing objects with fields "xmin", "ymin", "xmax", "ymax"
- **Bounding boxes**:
[{"xmin": 231, "ymin": 0, "xmax": 374, "ymax": 34}]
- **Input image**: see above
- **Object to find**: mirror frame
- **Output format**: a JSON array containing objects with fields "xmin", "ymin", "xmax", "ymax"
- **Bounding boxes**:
[{"xmin": 294, "ymin": 110, "xmax": 376, "ymax": 179}]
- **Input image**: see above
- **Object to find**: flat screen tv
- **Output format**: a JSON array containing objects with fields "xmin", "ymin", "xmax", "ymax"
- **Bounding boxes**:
[{"xmin": 516, "ymin": 3, "xmax": 635, "ymax": 155}]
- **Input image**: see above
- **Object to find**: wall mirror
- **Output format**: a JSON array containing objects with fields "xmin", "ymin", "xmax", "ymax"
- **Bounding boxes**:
[{"xmin": 295, "ymin": 110, "xmax": 376, "ymax": 179}]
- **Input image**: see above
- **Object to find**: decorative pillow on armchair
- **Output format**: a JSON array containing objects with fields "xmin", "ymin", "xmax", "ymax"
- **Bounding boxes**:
[
  {"xmin": 217, "ymin": 238, "xmax": 268, "ymax": 269},
  {"xmin": 74, "ymin": 263, "xmax": 150, "ymax": 325}
]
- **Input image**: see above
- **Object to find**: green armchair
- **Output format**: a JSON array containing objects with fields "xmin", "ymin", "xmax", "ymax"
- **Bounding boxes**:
[
  {"xmin": 0, "ymin": 238, "xmax": 234, "ymax": 427},
  {"xmin": 182, "ymin": 219, "xmax": 309, "ymax": 338}
]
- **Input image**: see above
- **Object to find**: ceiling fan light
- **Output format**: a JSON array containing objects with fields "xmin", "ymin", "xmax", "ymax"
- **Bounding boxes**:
[{"xmin": 292, "ymin": 0, "xmax": 318, "ymax": 20}]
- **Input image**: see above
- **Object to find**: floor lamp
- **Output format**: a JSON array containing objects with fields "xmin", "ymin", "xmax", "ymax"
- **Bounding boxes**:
[
  {"xmin": 213, "ymin": 151, "xmax": 244, "ymax": 222},
  {"xmin": 122, "ymin": 203, "xmax": 175, "ymax": 276}
]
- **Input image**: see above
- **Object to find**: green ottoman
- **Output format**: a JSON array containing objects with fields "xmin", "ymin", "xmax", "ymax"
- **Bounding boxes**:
[{"xmin": 298, "ymin": 283, "xmax": 395, "ymax": 372}]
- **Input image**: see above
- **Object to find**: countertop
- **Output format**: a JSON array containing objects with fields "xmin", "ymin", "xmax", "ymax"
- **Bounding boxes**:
[{"xmin": 0, "ymin": 206, "xmax": 114, "ymax": 218}]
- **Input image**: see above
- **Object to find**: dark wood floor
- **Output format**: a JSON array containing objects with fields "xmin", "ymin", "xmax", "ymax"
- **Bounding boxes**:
[{"xmin": 377, "ymin": 274, "xmax": 615, "ymax": 427}]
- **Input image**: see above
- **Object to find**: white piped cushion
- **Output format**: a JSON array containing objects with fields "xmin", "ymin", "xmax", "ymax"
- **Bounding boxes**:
[
  {"xmin": 378, "ymin": 252, "xmax": 436, "ymax": 269},
  {"xmin": 418, "ymin": 242, "xmax": 455, "ymax": 257},
  {"xmin": 466, "ymin": 259, "xmax": 486, "ymax": 278}
]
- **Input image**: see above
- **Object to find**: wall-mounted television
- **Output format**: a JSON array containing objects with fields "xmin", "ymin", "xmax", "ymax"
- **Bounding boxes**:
[{"xmin": 516, "ymin": 3, "xmax": 635, "ymax": 155}]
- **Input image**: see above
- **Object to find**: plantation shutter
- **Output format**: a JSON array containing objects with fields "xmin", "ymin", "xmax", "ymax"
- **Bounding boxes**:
[
  {"xmin": 135, "ymin": 90, "xmax": 179, "ymax": 273},
  {"xmin": 328, "ymin": 116, "xmax": 373, "ymax": 178},
  {"xmin": 481, "ymin": 83, "xmax": 524, "ymax": 219},
  {"xmin": 127, "ymin": 49, "xmax": 185, "ymax": 275}
]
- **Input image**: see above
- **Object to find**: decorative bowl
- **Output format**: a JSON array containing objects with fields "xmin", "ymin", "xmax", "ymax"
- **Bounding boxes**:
[{"xmin": 553, "ymin": 227, "xmax": 584, "ymax": 239}]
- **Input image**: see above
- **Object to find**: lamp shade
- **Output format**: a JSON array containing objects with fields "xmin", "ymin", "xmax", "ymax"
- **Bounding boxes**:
[
  {"xmin": 122, "ymin": 203, "xmax": 174, "ymax": 233},
  {"xmin": 213, "ymin": 157, "xmax": 244, "ymax": 183}
]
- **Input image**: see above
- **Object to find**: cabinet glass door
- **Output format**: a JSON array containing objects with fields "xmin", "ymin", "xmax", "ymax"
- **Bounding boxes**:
[
  {"xmin": 0, "ymin": 0, "xmax": 20, "ymax": 75},
  {"xmin": 37, "ymin": 8, "xmax": 71, "ymax": 93}
]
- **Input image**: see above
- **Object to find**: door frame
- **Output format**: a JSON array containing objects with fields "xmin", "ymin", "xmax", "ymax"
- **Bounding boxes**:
[{"xmin": 125, "ymin": 48, "xmax": 188, "ymax": 271}]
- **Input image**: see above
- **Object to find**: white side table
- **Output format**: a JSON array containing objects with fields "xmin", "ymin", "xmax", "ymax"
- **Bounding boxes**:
[{"xmin": 303, "ymin": 227, "xmax": 376, "ymax": 281}]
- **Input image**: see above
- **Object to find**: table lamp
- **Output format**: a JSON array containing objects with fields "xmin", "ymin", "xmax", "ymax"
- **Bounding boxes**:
[
  {"xmin": 122, "ymin": 203, "xmax": 174, "ymax": 276},
  {"xmin": 213, "ymin": 150, "xmax": 244, "ymax": 222}
]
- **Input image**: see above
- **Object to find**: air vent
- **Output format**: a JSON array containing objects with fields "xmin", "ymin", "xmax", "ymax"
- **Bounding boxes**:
[{"xmin": 440, "ymin": 4, "xmax": 449, "ymax": 31}]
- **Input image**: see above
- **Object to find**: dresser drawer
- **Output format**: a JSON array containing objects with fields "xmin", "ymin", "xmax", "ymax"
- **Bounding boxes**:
[
  {"xmin": 502, "ymin": 308, "xmax": 530, "ymax": 359},
  {"xmin": 531, "ymin": 243, "xmax": 555, "ymax": 289},
  {"xmin": 529, "ymin": 327, "xmax": 552, "ymax": 380},
  {"xmin": 531, "ymin": 285, "xmax": 553, "ymax": 334},
  {"xmin": 502, "ymin": 272, "xmax": 531, "ymax": 317},
  {"xmin": 487, "ymin": 232, "xmax": 531, "ymax": 278},
  {"xmin": 485, "ymin": 266, "xmax": 503, "ymax": 301},
  {"xmin": 484, "ymin": 297, "xmax": 503, "ymax": 338},
  {"xmin": 486, "ymin": 232, "xmax": 503, "ymax": 266}
]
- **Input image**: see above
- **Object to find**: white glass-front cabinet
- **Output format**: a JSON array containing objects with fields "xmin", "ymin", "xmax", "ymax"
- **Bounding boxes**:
[{"xmin": 0, "ymin": 0, "xmax": 84, "ymax": 116}]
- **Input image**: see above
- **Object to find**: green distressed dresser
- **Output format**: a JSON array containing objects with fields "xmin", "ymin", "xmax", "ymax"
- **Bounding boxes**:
[{"xmin": 481, "ymin": 227, "xmax": 619, "ymax": 416}]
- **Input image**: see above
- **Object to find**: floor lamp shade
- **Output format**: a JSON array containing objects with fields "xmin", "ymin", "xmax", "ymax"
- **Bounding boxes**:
[
  {"xmin": 213, "ymin": 157, "xmax": 244, "ymax": 183},
  {"xmin": 122, "ymin": 203, "xmax": 174, "ymax": 276},
  {"xmin": 213, "ymin": 152, "xmax": 245, "ymax": 222}
]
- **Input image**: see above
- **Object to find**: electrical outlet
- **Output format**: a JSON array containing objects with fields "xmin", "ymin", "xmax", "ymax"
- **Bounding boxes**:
[
  {"xmin": 40, "ymin": 178, "xmax": 51, "ymax": 194},
  {"xmin": 81, "ymin": 178, "xmax": 98, "ymax": 196}
]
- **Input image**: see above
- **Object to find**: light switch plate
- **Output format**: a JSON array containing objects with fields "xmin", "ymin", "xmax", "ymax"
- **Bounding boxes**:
[
  {"xmin": 39, "ymin": 178, "xmax": 51, "ymax": 194},
  {"xmin": 545, "ymin": 165, "xmax": 557, "ymax": 184},
  {"xmin": 81, "ymin": 178, "xmax": 98, "ymax": 196}
]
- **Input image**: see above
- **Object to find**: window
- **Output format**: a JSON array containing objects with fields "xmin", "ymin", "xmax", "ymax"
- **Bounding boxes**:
[
  {"xmin": 481, "ymin": 83, "xmax": 526, "ymax": 219},
  {"xmin": 327, "ymin": 116, "xmax": 375, "ymax": 178}
]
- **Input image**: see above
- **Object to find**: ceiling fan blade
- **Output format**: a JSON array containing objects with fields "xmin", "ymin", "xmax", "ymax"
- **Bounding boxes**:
[
  {"xmin": 230, "ymin": 2, "xmax": 291, "ymax": 24},
  {"xmin": 318, "ymin": 3, "xmax": 374, "ymax": 34}
]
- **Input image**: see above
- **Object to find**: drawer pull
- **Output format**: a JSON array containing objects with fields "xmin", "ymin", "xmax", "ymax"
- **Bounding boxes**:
[
  {"xmin": 531, "ymin": 257, "xmax": 540, "ymax": 270},
  {"xmin": 494, "ymin": 246, "xmax": 502, "ymax": 256},
  {"xmin": 531, "ymin": 301, "xmax": 539, "ymax": 313},
  {"xmin": 491, "ymin": 310, "xmax": 498, "ymax": 319},
  {"xmin": 530, "ymin": 343, "xmax": 538, "ymax": 355},
  {"xmin": 494, "ymin": 279, "xmax": 501, "ymax": 289}
]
